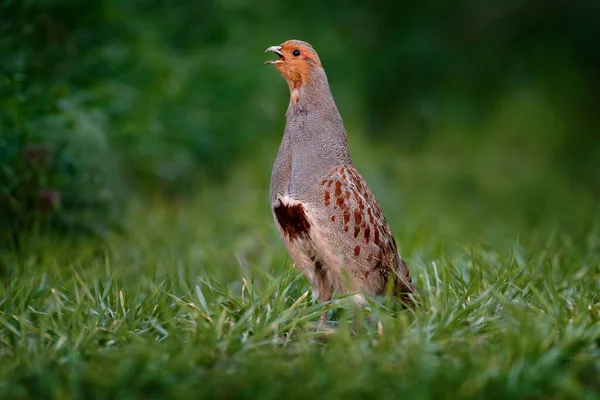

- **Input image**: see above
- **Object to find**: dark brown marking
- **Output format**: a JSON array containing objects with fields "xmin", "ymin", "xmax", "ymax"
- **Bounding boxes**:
[
  {"xmin": 358, "ymin": 198, "xmax": 365, "ymax": 210},
  {"xmin": 334, "ymin": 181, "xmax": 342, "ymax": 197},
  {"xmin": 352, "ymin": 190, "xmax": 360, "ymax": 202},
  {"xmin": 320, "ymin": 179, "xmax": 327, "ymax": 186},
  {"xmin": 387, "ymin": 241, "xmax": 395, "ymax": 253},
  {"xmin": 315, "ymin": 260, "xmax": 324, "ymax": 273},
  {"xmin": 314, "ymin": 260, "xmax": 329, "ymax": 281},
  {"xmin": 354, "ymin": 245, "xmax": 361, "ymax": 256},
  {"xmin": 366, "ymin": 253, "xmax": 373, "ymax": 262},
  {"xmin": 343, "ymin": 190, "xmax": 350, "ymax": 199},
  {"xmin": 331, "ymin": 215, "xmax": 336, "ymax": 222},
  {"xmin": 324, "ymin": 191, "xmax": 330, "ymax": 206},
  {"xmin": 336, "ymin": 197, "xmax": 344, "ymax": 208},
  {"xmin": 353, "ymin": 226, "xmax": 360, "ymax": 238},
  {"xmin": 273, "ymin": 202, "xmax": 311, "ymax": 241},
  {"xmin": 356, "ymin": 180, "xmax": 363, "ymax": 192},
  {"xmin": 343, "ymin": 210, "xmax": 350, "ymax": 226},
  {"xmin": 368, "ymin": 208, "xmax": 374, "ymax": 224},
  {"xmin": 327, "ymin": 180, "xmax": 333, "ymax": 187},
  {"xmin": 354, "ymin": 210, "xmax": 362, "ymax": 225},
  {"xmin": 374, "ymin": 229, "xmax": 380, "ymax": 245},
  {"xmin": 364, "ymin": 226, "xmax": 371, "ymax": 244}
]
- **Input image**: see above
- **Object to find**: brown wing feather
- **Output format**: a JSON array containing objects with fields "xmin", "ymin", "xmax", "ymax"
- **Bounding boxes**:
[{"xmin": 318, "ymin": 165, "xmax": 416, "ymax": 300}]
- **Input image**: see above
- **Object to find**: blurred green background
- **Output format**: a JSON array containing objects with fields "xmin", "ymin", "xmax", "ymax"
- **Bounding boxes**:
[
  {"xmin": 1, "ymin": 0, "xmax": 599, "ymax": 253},
  {"xmin": 2, "ymin": 2, "xmax": 600, "ymax": 398}
]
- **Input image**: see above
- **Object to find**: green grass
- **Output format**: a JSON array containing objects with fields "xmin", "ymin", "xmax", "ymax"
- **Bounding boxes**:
[{"xmin": 1, "ymin": 138, "xmax": 600, "ymax": 399}]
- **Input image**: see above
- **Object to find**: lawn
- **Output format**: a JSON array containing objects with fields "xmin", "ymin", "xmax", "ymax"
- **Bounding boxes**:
[{"xmin": 1, "ymin": 134, "xmax": 599, "ymax": 400}]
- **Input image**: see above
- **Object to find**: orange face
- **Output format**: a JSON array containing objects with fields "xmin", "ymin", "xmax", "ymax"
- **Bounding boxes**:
[{"xmin": 265, "ymin": 40, "xmax": 322, "ymax": 88}]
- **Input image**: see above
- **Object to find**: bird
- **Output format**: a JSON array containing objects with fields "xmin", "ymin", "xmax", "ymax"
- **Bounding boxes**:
[{"xmin": 265, "ymin": 40, "xmax": 417, "ymax": 325}]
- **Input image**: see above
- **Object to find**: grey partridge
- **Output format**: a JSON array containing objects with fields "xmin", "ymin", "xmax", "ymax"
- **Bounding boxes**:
[{"xmin": 265, "ymin": 40, "xmax": 417, "ymax": 324}]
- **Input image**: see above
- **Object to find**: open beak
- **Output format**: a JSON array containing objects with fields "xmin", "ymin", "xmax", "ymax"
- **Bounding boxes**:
[{"xmin": 265, "ymin": 45, "xmax": 284, "ymax": 65}]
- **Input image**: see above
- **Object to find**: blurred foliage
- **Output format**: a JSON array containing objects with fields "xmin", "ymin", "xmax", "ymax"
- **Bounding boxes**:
[{"xmin": 1, "ymin": 0, "xmax": 599, "ymax": 248}]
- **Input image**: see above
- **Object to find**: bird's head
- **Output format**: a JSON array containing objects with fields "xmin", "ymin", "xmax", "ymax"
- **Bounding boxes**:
[{"xmin": 265, "ymin": 40, "xmax": 323, "ymax": 90}]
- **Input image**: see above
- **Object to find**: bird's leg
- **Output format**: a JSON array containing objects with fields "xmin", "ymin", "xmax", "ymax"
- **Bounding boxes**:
[
  {"xmin": 318, "ymin": 311, "xmax": 328, "ymax": 328},
  {"xmin": 314, "ymin": 273, "xmax": 333, "ymax": 330}
]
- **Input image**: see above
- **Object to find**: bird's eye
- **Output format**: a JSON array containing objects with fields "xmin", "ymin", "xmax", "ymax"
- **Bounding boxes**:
[{"xmin": 292, "ymin": 49, "xmax": 301, "ymax": 57}]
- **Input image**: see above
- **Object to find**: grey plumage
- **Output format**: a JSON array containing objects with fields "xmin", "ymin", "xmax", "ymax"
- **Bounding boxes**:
[{"xmin": 266, "ymin": 40, "xmax": 417, "ymax": 321}]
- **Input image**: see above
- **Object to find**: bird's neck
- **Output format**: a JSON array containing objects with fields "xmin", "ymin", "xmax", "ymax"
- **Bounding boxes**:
[
  {"xmin": 286, "ymin": 67, "xmax": 335, "ymax": 111},
  {"xmin": 283, "ymin": 67, "xmax": 351, "ymax": 165}
]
